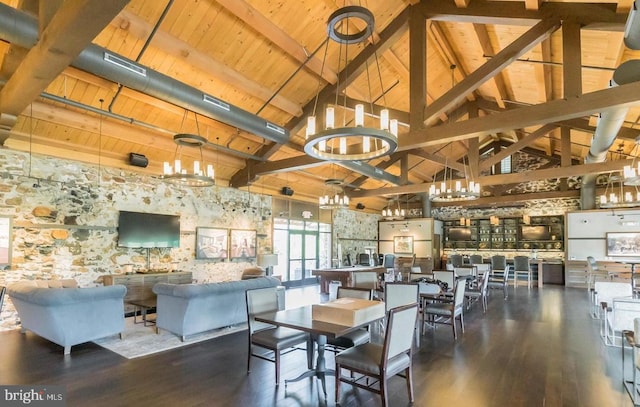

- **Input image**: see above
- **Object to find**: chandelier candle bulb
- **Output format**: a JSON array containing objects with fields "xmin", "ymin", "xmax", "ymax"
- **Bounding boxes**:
[
  {"xmin": 175, "ymin": 159, "xmax": 181, "ymax": 174},
  {"xmin": 194, "ymin": 161, "xmax": 200, "ymax": 175},
  {"xmin": 355, "ymin": 104, "xmax": 364, "ymax": 126},
  {"xmin": 363, "ymin": 136, "xmax": 370, "ymax": 153},
  {"xmin": 306, "ymin": 116, "xmax": 316, "ymax": 138},
  {"xmin": 326, "ymin": 107, "xmax": 335, "ymax": 129},
  {"xmin": 207, "ymin": 165, "xmax": 214, "ymax": 178},
  {"xmin": 380, "ymin": 109, "xmax": 389, "ymax": 130}
]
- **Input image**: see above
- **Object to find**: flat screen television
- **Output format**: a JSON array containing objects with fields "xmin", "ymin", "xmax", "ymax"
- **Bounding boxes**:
[
  {"xmin": 117, "ymin": 211, "xmax": 180, "ymax": 248},
  {"xmin": 448, "ymin": 227, "xmax": 472, "ymax": 241},
  {"xmin": 520, "ymin": 225, "xmax": 551, "ymax": 241}
]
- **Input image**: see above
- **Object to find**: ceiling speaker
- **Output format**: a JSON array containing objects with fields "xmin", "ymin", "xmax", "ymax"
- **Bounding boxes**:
[
  {"xmin": 356, "ymin": 203, "xmax": 365, "ymax": 210},
  {"xmin": 129, "ymin": 153, "xmax": 149, "ymax": 168},
  {"xmin": 281, "ymin": 186, "xmax": 294, "ymax": 196}
]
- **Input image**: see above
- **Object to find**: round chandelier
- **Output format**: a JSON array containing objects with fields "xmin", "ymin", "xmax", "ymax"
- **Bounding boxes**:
[
  {"xmin": 319, "ymin": 179, "xmax": 349, "ymax": 210},
  {"xmin": 303, "ymin": 5, "xmax": 398, "ymax": 162},
  {"xmin": 429, "ymin": 146, "xmax": 480, "ymax": 202},
  {"xmin": 381, "ymin": 199, "xmax": 405, "ymax": 220},
  {"xmin": 162, "ymin": 134, "xmax": 215, "ymax": 187},
  {"xmin": 599, "ymin": 173, "xmax": 640, "ymax": 208}
]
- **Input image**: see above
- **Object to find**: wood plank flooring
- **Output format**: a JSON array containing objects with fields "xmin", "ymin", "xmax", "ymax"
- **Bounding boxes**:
[{"xmin": 0, "ymin": 284, "xmax": 635, "ymax": 407}]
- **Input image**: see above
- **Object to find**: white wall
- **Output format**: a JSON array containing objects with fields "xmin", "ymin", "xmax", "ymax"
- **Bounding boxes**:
[
  {"xmin": 567, "ymin": 209, "xmax": 640, "ymax": 261},
  {"xmin": 378, "ymin": 218, "xmax": 436, "ymax": 257}
]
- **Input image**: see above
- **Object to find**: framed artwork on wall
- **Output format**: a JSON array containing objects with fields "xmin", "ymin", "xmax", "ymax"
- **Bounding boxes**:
[
  {"xmin": 393, "ymin": 235, "xmax": 413, "ymax": 254},
  {"xmin": 606, "ymin": 232, "xmax": 640, "ymax": 257},
  {"xmin": 0, "ymin": 216, "xmax": 11, "ymax": 266},
  {"xmin": 230, "ymin": 229, "xmax": 257, "ymax": 259},
  {"xmin": 196, "ymin": 227, "xmax": 228, "ymax": 260}
]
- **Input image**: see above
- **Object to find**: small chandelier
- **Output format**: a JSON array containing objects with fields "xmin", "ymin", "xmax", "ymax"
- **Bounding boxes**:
[
  {"xmin": 623, "ymin": 137, "xmax": 640, "ymax": 185},
  {"xmin": 381, "ymin": 198, "xmax": 405, "ymax": 220},
  {"xmin": 303, "ymin": 5, "xmax": 398, "ymax": 161},
  {"xmin": 162, "ymin": 112, "xmax": 215, "ymax": 187},
  {"xmin": 319, "ymin": 179, "xmax": 349, "ymax": 210},
  {"xmin": 599, "ymin": 173, "xmax": 640, "ymax": 208},
  {"xmin": 429, "ymin": 150, "xmax": 480, "ymax": 202}
]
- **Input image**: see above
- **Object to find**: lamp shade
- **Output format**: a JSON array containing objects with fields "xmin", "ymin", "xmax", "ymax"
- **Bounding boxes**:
[{"xmin": 257, "ymin": 254, "xmax": 278, "ymax": 268}]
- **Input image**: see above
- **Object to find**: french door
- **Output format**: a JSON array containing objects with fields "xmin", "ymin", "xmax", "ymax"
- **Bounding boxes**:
[{"xmin": 286, "ymin": 231, "xmax": 318, "ymax": 287}]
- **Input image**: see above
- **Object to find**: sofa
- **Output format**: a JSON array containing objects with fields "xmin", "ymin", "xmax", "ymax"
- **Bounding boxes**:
[
  {"xmin": 153, "ymin": 276, "xmax": 282, "ymax": 341},
  {"xmin": 7, "ymin": 280, "xmax": 127, "ymax": 355}
]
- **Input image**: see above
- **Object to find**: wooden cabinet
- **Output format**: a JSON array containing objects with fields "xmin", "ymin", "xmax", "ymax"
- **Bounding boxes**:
[
  {"xmin": 444, "ymin": 215, "xmax": 564, "ymax": 252},
  {"xmin": 103, "ymin": 271, "xmax": 192, "ymax": 313}
]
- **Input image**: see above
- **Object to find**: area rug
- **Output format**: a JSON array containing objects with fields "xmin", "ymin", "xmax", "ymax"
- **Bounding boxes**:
[{"xmin": 93, "ymin": 317, "xmax": 247, "ymax": 359}]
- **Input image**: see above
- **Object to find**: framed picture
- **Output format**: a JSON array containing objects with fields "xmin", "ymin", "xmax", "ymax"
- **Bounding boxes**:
[
  {"xmin": 0, "ymin": 216, "xmax": 11, "ymax": 266},
  {"xmin": 393, "ymin": 235, "xmax": 413, "ymax": 254},
  {"xmin": 606, "ymin": 232, "xmax": 640, "ymax": 257},
  {"xmin": 196, "ymin": 227, "xmax": 228, "ymax": 260},
  {"xmin": 230, "ymin": 229, "xmax": 257, "ymax": 259}
]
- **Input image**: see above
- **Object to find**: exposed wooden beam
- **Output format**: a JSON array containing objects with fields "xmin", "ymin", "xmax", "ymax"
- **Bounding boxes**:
[
  {"xmin": 409, "ymin": 5, "xmax": 427, "ymax": 130},
  {"xmin": 479, "ymin": 124, "xmax": 556, "ymax": 171},
  {"xmin": 423, "ymin": 18, "xmax": 561, "ymax": 125},
  {"xmin": 471, "ymin": 23, "xmax": 508, "ymax": 108},
  {"xmin": 403, "ymin": 80, "xmax": 640, "ymax": 149},
  {"xmin": 0, "ymin": 0, "xmax": 130, "ymax": 117},
  {"xmin": 349, "ymin": 159, "xmax": 630, "ymax": 197},
  {"xmin": 562, "ymin": 21, "xmax": 582, "ymax": 98},
  {"xmin": 408, "ymin": 149, "xmax": 466, "ymax": 173},
  {"xmin": 417, "ymin": 0, "xmax": 625, "ymax": 29}
]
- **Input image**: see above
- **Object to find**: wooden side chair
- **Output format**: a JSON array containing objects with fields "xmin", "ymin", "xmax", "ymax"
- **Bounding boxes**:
[{"xmin": 335, "ymin": 303, "xmax": 418, "ymax": 407}]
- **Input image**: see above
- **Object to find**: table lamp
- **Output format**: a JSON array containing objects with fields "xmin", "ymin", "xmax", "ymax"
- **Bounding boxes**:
[{"xmin": 257, "ymin": 254, "xmax": 278, "ymax": 276}]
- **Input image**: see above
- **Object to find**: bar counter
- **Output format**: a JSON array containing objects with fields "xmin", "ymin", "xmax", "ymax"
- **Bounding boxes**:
[{"xmin": 312, "ymin": 266, "xmax": 386, "ymax": 293}]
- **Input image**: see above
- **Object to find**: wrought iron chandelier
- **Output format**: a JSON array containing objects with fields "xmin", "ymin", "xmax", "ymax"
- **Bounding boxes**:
[
  {"xmin": 429, "ymin": 146, "xmax": 480, "ymax": 202},
  {"xmin": 599, "ymin": 173, "xmax": 640, "ymax": 208},
  {"xmin": 304, "ymin": 5, "xmax": 398, "ymax": 162},
  {"xmin": 162, "ymin": 112, "xmax": 215, "ymax": 187}
]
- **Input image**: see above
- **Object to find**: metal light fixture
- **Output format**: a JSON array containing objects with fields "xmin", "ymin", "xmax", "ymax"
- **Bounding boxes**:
[
  {"xmin": 623, "ymin": 136, "xmax": 640, "ymax": 185},
  {"xmin": 162, "ymin": 111, "xmax": 215, "ymax": 187},
  {"xmin": 490, "ymin": 216, "xmax": 500, "ymax": 226},
  {"xmin": 381, "ymin": 198, "xmax": 405, "ymax": 220},
  {"xmin": 303, "ymin": 5, "xmax": 398, "ymax": 161},
  {"xmin": 599, "ymin": 173, "xmax": 640, "ymax": 208},
  {"xmin": 319, "ymin": 179, "xmax": 349, "ymax": 210}
]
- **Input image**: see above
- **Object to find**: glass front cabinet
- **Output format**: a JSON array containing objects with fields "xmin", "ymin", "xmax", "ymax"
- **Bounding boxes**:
[{"xmin": 443, "ymin": 215, "xmax": 564, "ymax": 251}]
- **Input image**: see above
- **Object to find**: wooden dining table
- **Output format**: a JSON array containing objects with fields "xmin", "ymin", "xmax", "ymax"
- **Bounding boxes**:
[{"xmin": 254, "ymin": 304, "xmax": 384, "ymax": 395}]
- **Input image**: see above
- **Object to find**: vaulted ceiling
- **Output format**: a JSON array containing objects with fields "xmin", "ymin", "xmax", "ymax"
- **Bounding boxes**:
[{"xmin": 0, "ymin": 0, "xmax": 639, "ymax": 213}]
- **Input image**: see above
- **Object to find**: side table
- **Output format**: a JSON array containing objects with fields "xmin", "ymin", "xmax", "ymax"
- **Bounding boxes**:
[{"xmin": 128, "ymin": 298, "xmax": 157, "ymax": 326}]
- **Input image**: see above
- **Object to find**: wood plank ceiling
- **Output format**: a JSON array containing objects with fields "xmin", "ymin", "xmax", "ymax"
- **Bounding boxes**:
[{"xmin": 0, "ymin": 0, "xmax": 639, "ymax": 213}]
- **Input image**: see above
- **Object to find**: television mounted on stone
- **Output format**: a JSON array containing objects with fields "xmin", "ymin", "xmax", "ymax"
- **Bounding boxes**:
[
  {"xmin": 117, "ymin": 211, "xmax": 180, "ymax": 248},
  {"xmin": 448, "ymin": 227, "xmax": 472, "ymax": 241},
  {"xmin": 520, "ymin": 225, "xmax": 551, "ymax": 241}
]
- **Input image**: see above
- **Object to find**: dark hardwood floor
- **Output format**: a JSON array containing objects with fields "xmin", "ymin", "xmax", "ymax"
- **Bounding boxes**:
[{"xmin": 0, "ymin": 284, "xmax": 634, "ymax": 407}]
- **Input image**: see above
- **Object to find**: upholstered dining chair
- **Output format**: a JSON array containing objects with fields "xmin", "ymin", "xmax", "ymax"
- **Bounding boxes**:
[
  {"xmin": 465, "ymin": 270, "xmax": 490, "ymax": 312},
  {"xmin": 357, "ymin": 253, "xmax": 371, "ymax": 266},
  {"xmin": 335, "ymin": 303, "xmax": 418, "ymax": 407},
  {"xmin": 449, "ymin": 254, "xmax": 464, "ymax": 268},
  {"xmin": 488, "ymin": 259, "xmax": 511, "ymax": 300},
  {"xmin": 352, "ymin": 271, "xmax": 379, "ymax": 290},
  {"xmin": 326, "ymin": 287, "xmax": 373, "ymax": 351},
  {"xmin": 513, "ymin": 256, "xmax": 532, "ymax": 288},
  {"xmin": 587, "ymin": 256, "xmax": 609, "ymax": 293},
  {"xmin": 0, "ymin": 286, "xmax": 5, "ymax": 320},
  {"xmin": 383, "ymin": 282, "xmax": 420, "ymax": 346},
  {"xmin": 245, "ymin": 287, "xmax": 312, "ymax": 385},
  {"xmin": 469, "ymin": 254, "xmax": 483, "ymax": 265},
  {"xmin": 423, "ymin": 278, "xmax": 466, "ymax": 340}
]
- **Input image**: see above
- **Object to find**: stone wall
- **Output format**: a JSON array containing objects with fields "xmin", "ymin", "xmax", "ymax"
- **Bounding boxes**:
[
  {"xmin": 0, "ymin": 149, "xmax": 274, "ymax": 329},
  {"xmin": 332, "ymin": 208, "xmax": 380, "ymax": 265}
]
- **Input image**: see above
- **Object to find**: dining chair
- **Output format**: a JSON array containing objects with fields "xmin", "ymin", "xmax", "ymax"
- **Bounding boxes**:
[
  {"xmin": 245, "ymin": 287, "xmax": 312, "ymax": 385},
  {"xmin": 326, "ymin": 287, "xmax": 373, "ymax": 351},
  {"xmin": 587, "ymin": 256, "xmax": 609, "ymax": 293},
  {"xmin": 488, "ymin": 261, "xmax": 511, "ymax": 300},
  {"xmin": 0, "ymin": 286, "xmax": 5, "ymax": 320},
  {"xmin": 432, "ymin": 270, "xmax": 455, "ymax": 291},
  {"xmin": 513, "ymin": 256, "xmax": 532, "ymax": 289},
  {"xmin": 383, "ymin": 282, "xmax": 421, "ymax": 346},
  {"xmin": 383, "ymin": 254, "xmax": 396, "ymax": 271},
  {"xmin": 352, "ymin": 271, "xmax": 379, "ymax": 290},
  {"xmin": 622, "ymin": 317, "xmax": 640, "ymax": 405},
  {"xmin": 449, "ymin": 254, "xmax": 464, "ymax": 268},
  {"xmin": 422, "ymin": 278, "xmax": 466, "ymax": 339},
  {"xmin": 469, "ymin": 254, "xmax": 483, "ymax": 265},
  {"xmin": 465, "ymin": 270, "xmax": 490, "ymax": 312},
  {"xmin": 357, "ymin": 253, "xmax": 371, "ymax": 266},
  {"xmin": 335, "ymin": 303, "xmax": 418, "ymax": 407}
]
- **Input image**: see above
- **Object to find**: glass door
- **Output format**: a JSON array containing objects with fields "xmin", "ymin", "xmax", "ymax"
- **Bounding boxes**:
[{"xmin": 287, "ymin": 230, "xmax": 318, "ymax": 287}]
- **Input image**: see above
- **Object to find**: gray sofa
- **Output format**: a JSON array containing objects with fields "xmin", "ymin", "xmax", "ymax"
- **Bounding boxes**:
[
  {"xmin": 7, "ymin": 280, "xmax": 127, "ymax": 354},
  {"xmin": 153, "ymin": 276, "xmax": 281, "ymax": 341}
]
